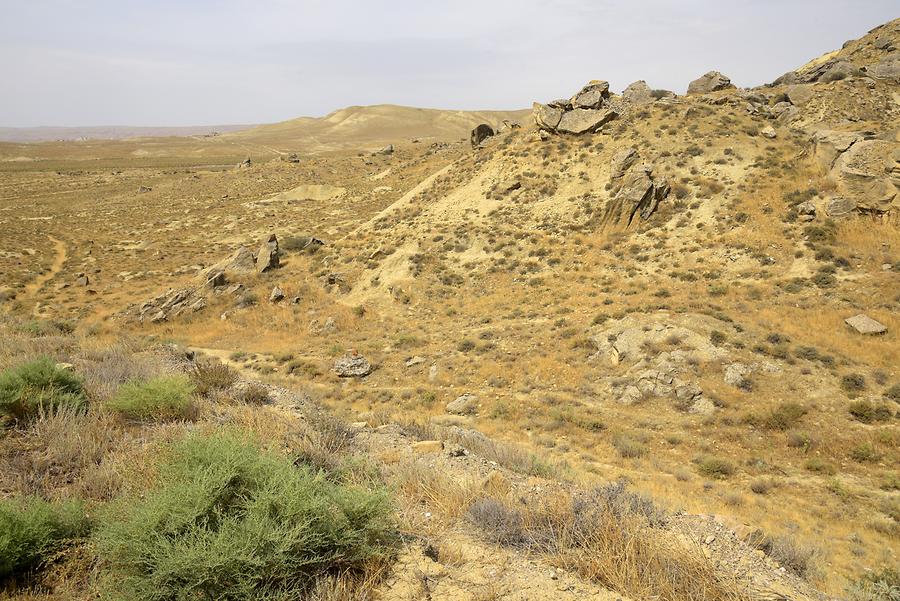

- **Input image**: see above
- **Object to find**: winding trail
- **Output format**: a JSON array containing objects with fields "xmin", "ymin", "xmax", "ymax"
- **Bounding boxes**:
[{"xmin": 23, "ymin": 235, "xmax": 67, "ymax": 313}]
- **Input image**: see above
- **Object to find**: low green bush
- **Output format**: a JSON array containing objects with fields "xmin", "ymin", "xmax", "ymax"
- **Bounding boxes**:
[
  {"xmin": 696, "ymin": 456, "xmax": 735, "ymax": 479},
  {"xmin": 95, "ymin": 432, "xmax": 395, "ymax": 600},
  {"xmin": 106, "ymin": 375, "xmax": 195, "ymax": 420},
  {"xmin": 0, "ymin": 357, "xmax": 86, "ymax": 421},
  {"xmin": 0, "ymin": 496, "xmax": 90, "ymax": 581}
]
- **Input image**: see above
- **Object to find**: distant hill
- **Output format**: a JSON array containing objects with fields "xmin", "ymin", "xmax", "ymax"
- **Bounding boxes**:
[
  {"xmin": 0, "ymin": 124, "xmax": 256, "ymax": 143},
  {"xmin": 227, "ymin": 104, "xmax": 531, "ymax": 152}
]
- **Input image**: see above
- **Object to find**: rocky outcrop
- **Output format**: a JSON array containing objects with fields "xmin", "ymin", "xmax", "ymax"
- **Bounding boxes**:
[
  {"xmin": 601, "ymin": 150, "xmax": 670, "ymax": 225},
  {"xmin": 533, "ymin": 80, "xmax": 619, "ymax": 135},
  {"xmin": 687, "ymin": 71, "xmax": 735, "ymax": 95},
  {"xmin": 470, "ymin": 124, "xmax": 495, "ymax": 148}
]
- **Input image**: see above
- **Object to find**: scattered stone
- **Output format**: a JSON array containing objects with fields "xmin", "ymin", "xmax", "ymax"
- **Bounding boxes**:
[
  {"xmin": 470, "ymin": 123, "xmax": 495, "ymax": 148},
  {"xmin": 687, "ymin": 71, "xmax": 735, "ymax": 95},
  {"xmin": 333, "ymin": 353, "xmax": 374, "ymax": 377},
  {"xmin": 446, "ymin": 393, "xmax": 478, "ymax": 415},
  {"xmin": 137, "ymin": 186, "xmax": 152, "ymax": 193},
  {"xmin": 238, "ymin": 157, "xmax": 251, "ymax": 168},
  {"xmin": 445, "ymin": 443, "xmax": 466, "ymax": 457},
  {"xmin": 845, "ymin": 314, "xmax": 887, "ymax": 335},
  {"xmin": 374, "ymin": 144, "xmax": 394, "ymax": 156},
  {"xmin": 760, "ymin": 126, "xmax": 777, "ymax": 139},
  {"xmin": 76, "ymin": 275, "xmax": 90, "ymax": 286},
  {"xmin": 269, "ymin": 286, "xmax": 284, "ymax": 303}
]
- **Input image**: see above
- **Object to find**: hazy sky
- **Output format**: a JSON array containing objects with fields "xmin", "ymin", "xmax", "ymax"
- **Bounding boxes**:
[{"xmin": 1, "ymin": 1, "xmax": 896, "ymax": 127}]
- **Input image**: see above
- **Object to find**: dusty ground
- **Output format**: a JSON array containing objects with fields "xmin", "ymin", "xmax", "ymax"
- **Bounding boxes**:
[{"xmin": 1, "ymin": 20, "xmax": 899, "ymax": 601}]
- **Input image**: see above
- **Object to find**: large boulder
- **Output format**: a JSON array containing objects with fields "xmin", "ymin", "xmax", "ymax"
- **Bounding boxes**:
[
  {"xmin": 610, "ymin": 148, "xmax": 639, "ymax": 181},
  {"xmin": 470, "ymin": 123, "xmax": 495, "ymax": 148},
  {"xmin": 570, "ymin": 80, "xmax": 610, "ymax": 109},
  {"xmin": 611, "ymin": 166, "xmax": 670, "ymax": 224},
  {"xmin": 833, "ymin": 140, "xmax": 899, "ymax": 213},
  {"xmin": 557, "ymin": 108, "xmax": 617, "ymax": 134},
  {"xmin": 687, "ymin": 71, "xmax": 735, "ymax": 95},
  {"xmin": 622, "ymin": 80, "xmax": 655, "ymax": 105}
]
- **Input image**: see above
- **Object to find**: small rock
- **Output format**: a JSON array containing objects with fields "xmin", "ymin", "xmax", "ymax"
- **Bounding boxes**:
[
  {"xmin": 256, "ymin": 234, "xmax": 279, "ymax": 273},
  {"xmin": 412, "ymin": 440, "xmax": 444, "ymax": 455},
  {"xmin": 445, "ymin": 443, "xmax": 466, "ymax": 457},
  {"xmin": 845, "ymin": 314, "xmax": 887, "ymax": 335},
  {"xmin": 405, "ymin": 356, "xmax": 427, "ymax": 367},
  {"xmin": 470, "ymin": 124, "xmax": 495, "ymax": 148},
  {"xmin": 269, "ymin": 286, "xmax": 284, "ymax": 302},
  {"xmin": 760, "ymin": 126, "xmax": 777, "ymax": 139}
]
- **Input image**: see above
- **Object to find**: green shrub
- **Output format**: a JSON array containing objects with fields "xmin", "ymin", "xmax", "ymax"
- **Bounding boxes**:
[
  {"xmin": 0, "ymin": 357, "xmax": 86, "ymax": 421},
  {"xmin": 848, "ymin": 400, "xmax": 892, "ymax": 424},
  {"xmin": 764, "ymin": 402, "xmax": 808, "ymax": 430},
  {"xmin": 95, "ymin": 432, "xmax": 395, "ymax": 600},
  {"xmin": 107, "ymin": 376, "xmax": 195, "ymax": 420},
  {"xmin": 0, "ymin": 496, "xmax": 90, "ymax": 581},
  {"xmin": 696, "ymin": 456, "xmax": 735, "ymax": 479}
]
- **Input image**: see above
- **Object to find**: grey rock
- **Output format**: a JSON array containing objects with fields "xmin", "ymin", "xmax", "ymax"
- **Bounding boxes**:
[
  {"xmin": 374, "ymin": 144, "xmax": 394, "ymax": 156},
  {"xmin": 845, "ymin": 314, "xmax": 887, "ymax": 335},
  {"xmin": 333, "ymin": 354, "xmax": 374, "ymax": 377},
  {"xmin": 622, "ymin": 80, "xmax": 654, "ymax": 105},
  {"xmin": 570, "ymin": 80, "xmax": 610, "ymax": 109},
  {"xmin": 724, "ymin": 363, "xmax": 752, "ymax": 387},
  {"xmin": 557, "ymin": 108, "xmax": 617, "ymax": 134},
  {"xmin": 532, "ymin": 103, "xmax": 563, "ymax": 131},
  {"xmin": 446, "ymin": 393, "xmax": 478, "ymax": 415},
  {"xmin": 610, "ymin": 148, "xmax": 638, "ymax": 180},
  {"xmin": 786, "ymin": 84, "xmax": 815, "ymax": 106},
  {"xmin": 687, "ymin": 71, "xmax": 735, "ymax": 95},
  {"xmin": 269, "ymin": 286, "xmax": 284, "ymax": 302}
]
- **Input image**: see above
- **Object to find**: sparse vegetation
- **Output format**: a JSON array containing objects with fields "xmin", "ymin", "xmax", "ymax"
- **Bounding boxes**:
[
  {"xmin": 106, "ymin": 375, "xmax": 195, "ymax": 420},
  {"xmin": 0, "ymin": 357, "xmax": 86, "ymax": 421}
]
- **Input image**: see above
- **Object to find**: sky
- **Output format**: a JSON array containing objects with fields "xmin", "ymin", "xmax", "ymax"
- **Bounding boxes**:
[{"xmin": 1, "ymin": 0, "xmax": 896, "ymax": 127}]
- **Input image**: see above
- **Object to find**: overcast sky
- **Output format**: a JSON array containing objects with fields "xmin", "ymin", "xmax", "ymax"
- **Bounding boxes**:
[{"xmin": 1, "ymin": 1, "xmax": 896, "ymax": 127}]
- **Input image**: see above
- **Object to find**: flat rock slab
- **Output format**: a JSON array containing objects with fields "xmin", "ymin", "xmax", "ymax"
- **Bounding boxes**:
[{"xmin": 845, "ymin": 314, "xmax": 887, "ymax": 335}]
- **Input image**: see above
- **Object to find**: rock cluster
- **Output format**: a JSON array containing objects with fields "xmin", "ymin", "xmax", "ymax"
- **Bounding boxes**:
[
  {"xmin": 533, "ymin": 80, "xmax": 618, "ymax": 135},
  {"xmin": 129, "ymin": 234, "xmax": 282, "ymax": 323}
]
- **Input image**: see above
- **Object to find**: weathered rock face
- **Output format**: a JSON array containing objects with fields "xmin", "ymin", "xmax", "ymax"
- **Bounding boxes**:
[
  {"xmin": 532, "ymin": 102, "xmax": 563, "ymax": 130},
  {"xmin": 601, "ymin": 151, "xmax": 670, "ymax": 226},
  {"xmin": 470, "ymin": 123, "xmax": 495, "ymax": 148},
  {"xmin": 557, "ymin": 108, "xmax": 618, "ymax": 134},
  {"xmin": 533, "ymin": 80, "xmax": 619, "ymax": 135},
  {"xmin": 687, "ymin": 71, "xmax": 735, "ymax": 95},
  {"xmin": 814, "ymin": 131, "xmax": 899, "ymax": 214},
  {"xmin": 256, "ymin": 234, "xmax": 279, "ymax": 273},
  {"xmin": 333, "ymin": 354, "xmax": 373, "ymax": 377}
]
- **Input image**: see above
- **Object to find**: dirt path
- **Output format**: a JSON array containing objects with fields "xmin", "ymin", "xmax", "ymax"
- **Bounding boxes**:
[{"xmin": 23, "ymin": 235, "xmax": 66, "ymax": 313}]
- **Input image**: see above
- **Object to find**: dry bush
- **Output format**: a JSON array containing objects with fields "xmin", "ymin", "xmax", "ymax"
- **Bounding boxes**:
[
  {"xmin": 78, "ymin": 345, "xmax": 165, "ymax": 402},
  {"xmin": 0, "ymin": 404, "xmax": 122, "ymax": 499},
  {"xmin": 190, "ymin": 359, "xmax": 238, "ymax": 396},
  {"xmin": 467, "ymin": 481, "xmax": 746, "ymax": 601},
  {"xmin": 392, "ymin": 460, "xmax": 478, "ymax": 520},
  {"xmin": 291, "ymin": 410, "xmax": 357, "ymax": 474}
]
